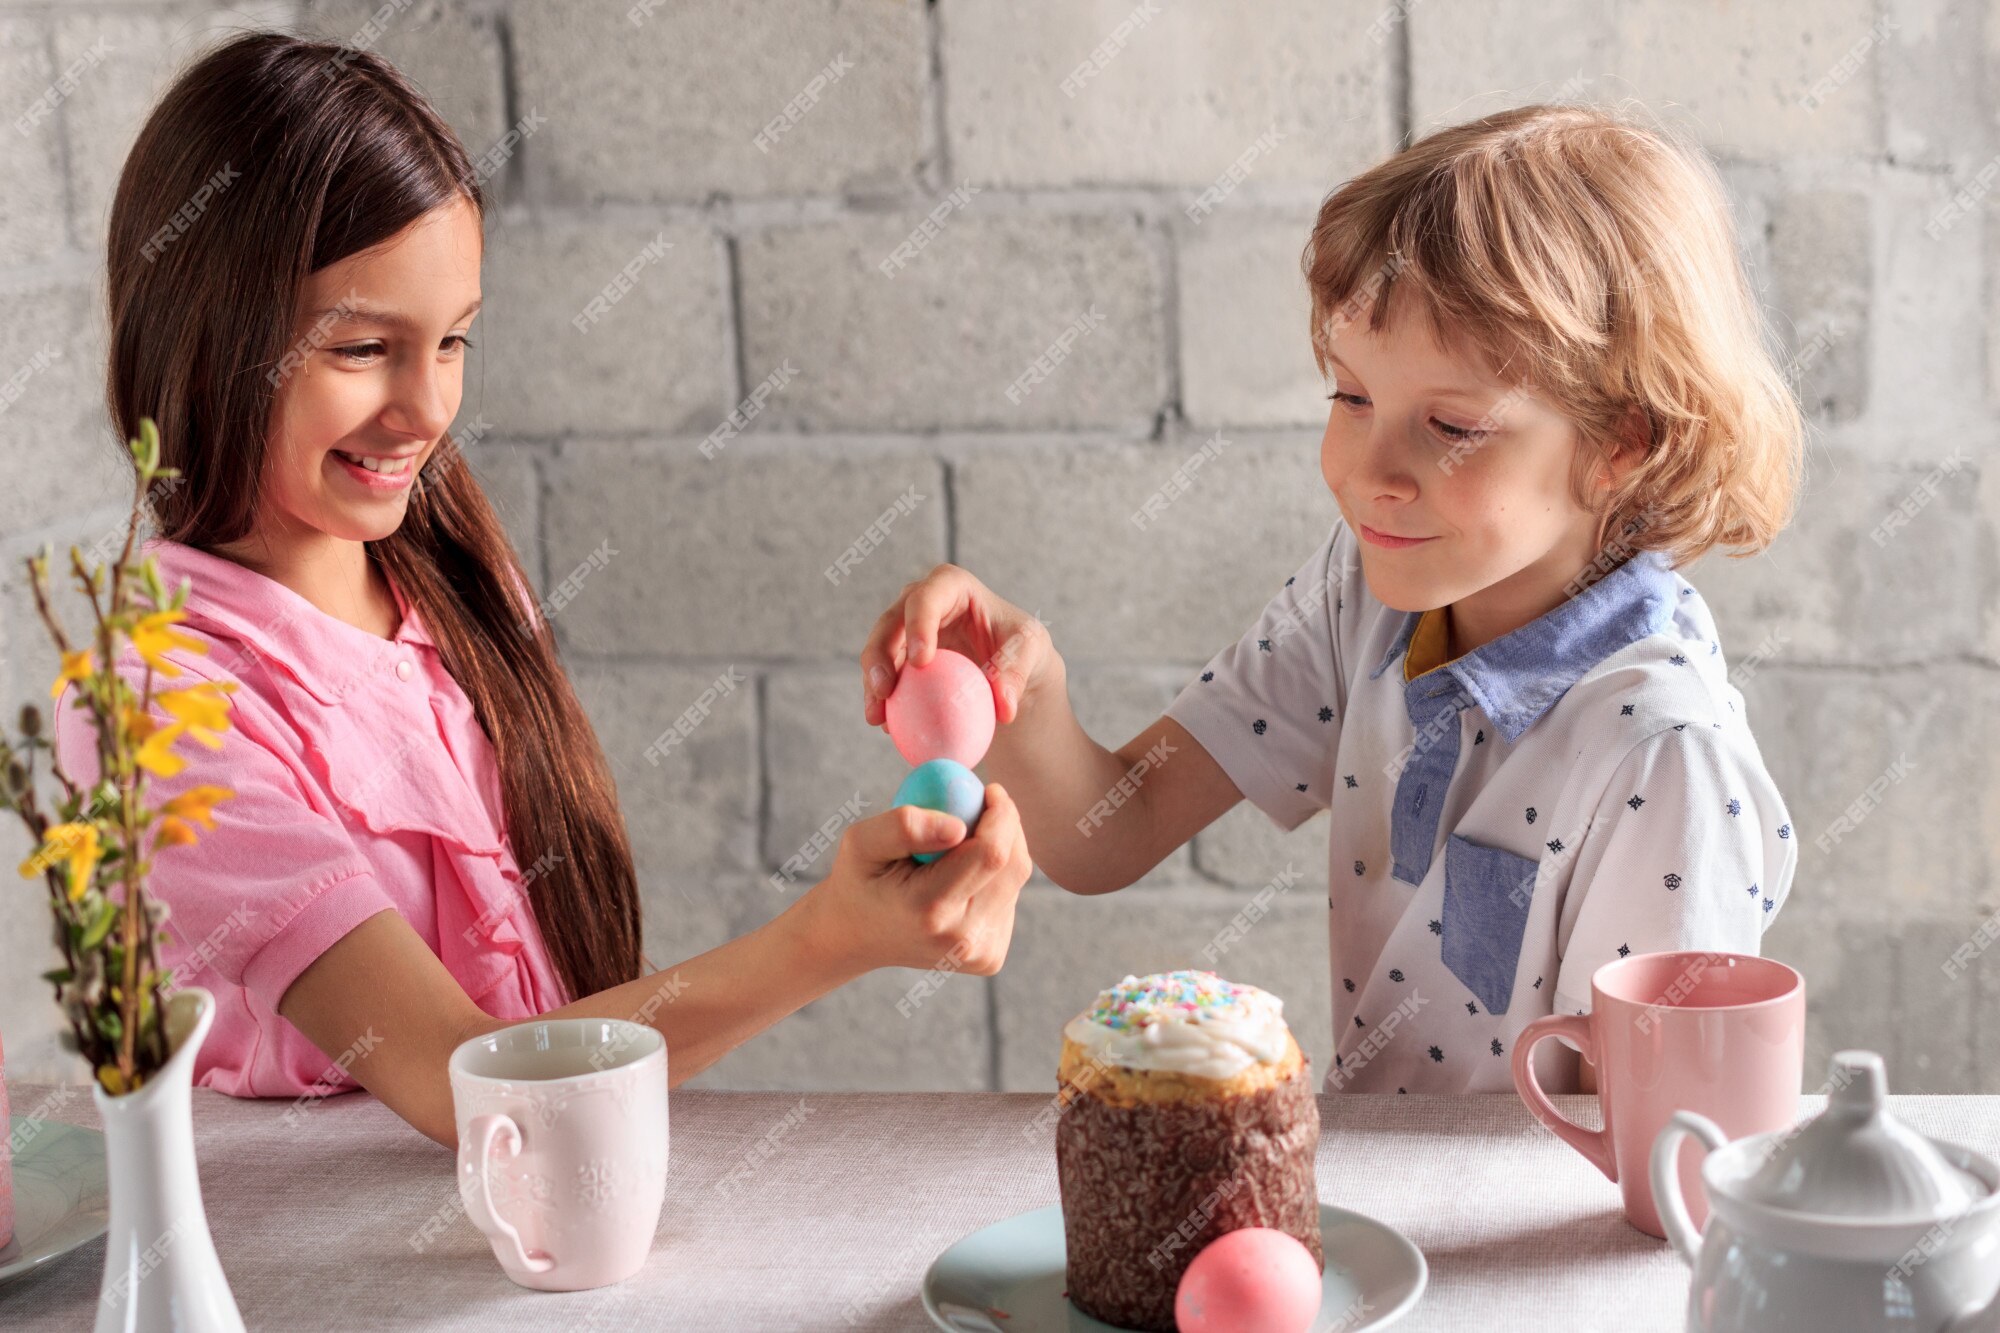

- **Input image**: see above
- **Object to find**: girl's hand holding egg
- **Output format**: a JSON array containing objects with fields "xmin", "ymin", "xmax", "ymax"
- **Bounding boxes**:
[
  {"xmin": 892, "ymin": 759, "xmax": 986, "ymax": 864},
  {"xmin": 800, "ymin": 784, "xmax": 1030, "ymax": 977}
]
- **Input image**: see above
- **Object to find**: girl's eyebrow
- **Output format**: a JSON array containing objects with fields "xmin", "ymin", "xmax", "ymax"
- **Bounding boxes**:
[{"xmin": 308, "ymin": 297, "xmax": 483, "ymax": 330}]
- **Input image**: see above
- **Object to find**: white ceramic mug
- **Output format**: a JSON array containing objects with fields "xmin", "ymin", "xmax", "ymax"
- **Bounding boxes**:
[{"xmin": 448, "ymin": 1017, "xmax": 668, "ymax": 1291}]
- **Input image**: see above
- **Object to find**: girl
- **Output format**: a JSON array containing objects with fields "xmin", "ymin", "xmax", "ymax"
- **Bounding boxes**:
[
  {"xmin": 862, "ymin": 104, "xmax": 1805, "ymax": 1093},
  {"xmin": 56, "ymin": 31, "xmax": 1033, "ymax": 1147}
]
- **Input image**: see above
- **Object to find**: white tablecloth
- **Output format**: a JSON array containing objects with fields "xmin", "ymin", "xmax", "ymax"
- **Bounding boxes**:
[{"xmin": 3, "ymin": 1084, "xmax": 1996, "ymax": 1331}]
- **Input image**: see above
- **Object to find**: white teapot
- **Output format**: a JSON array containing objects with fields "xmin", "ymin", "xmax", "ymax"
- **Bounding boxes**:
[{"xmin": 1651, "ymin": 1050, "xmax": 2000, "ymax": 1333}]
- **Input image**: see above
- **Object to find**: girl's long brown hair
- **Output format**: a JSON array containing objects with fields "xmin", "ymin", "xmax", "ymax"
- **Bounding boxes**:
[{"xmin": 105, "ymin": 30, "xmax": 642, "ymax": 1004}]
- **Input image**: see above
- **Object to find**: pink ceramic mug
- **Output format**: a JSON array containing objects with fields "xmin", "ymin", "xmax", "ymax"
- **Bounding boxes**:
[
  {"xmin": 449, "ymin": 1017, "xmax": 669, "ymax": 1290},
  {"xmin": 1510, "ymin": 951, "xmax": 1804, "ymax": 1238}
]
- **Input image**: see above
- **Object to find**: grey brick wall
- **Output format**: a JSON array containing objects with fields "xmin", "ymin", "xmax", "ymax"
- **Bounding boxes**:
[{"xmin": 2, "ymin": 0, "xmax": 1996, "ymax": 1097}]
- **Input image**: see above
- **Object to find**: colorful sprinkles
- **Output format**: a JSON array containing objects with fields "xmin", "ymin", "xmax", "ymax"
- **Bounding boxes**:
[{"xmin": 1086, "ymin": 970, "xmax": 1255, "ymax": 1031}]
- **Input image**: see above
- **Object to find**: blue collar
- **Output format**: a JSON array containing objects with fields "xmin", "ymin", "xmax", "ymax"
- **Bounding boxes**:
[{"xmin": 1368, "ymin": 550, "xmax": 1679, "ymax": 743}]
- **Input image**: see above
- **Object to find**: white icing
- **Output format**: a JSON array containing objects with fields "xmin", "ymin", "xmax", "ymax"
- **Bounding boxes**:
[{"xmin": 1063, "ymin": 972, "xmax": 1291, "ymax": 1082}]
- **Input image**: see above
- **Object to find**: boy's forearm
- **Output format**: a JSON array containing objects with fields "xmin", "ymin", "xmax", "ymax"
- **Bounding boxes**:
[{"xmin": 980, "ymin": 658, "xmax": 1161, "ymax": 893}]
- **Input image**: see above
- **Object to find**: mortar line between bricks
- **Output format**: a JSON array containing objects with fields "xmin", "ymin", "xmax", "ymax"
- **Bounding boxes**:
[
  {"xmin": 941, "ymin": 456, "xmax": 958, "ymax": 566},
  {"xmin": 1156, "ymin": 215, "xmax": 1183, "ymax": 439},
  {"xmin": 528, "ymin": 424, "xmax": 552, "ymax": 594},
  {"xmin": 753, "ymin": 668, "xmax": 774, "ymax": 877},
  {"xmin": 1395, "ymin": 18, "xmax": 1416, "ymax": 147},
  {"xmin": 984, "ymin": 974, "xmax": 1002, "ymax": 1092},
  {"xmin": 494, "ymin": 426, "xmax": 1325, "ymax": 451},
  {"xmin": 41, "ymin": 14, "xmax": 82, "ymax": 255},
  {"xmin": 525, "ymin": 446, "xmax": 548, "ymax": 593},
  {"xmin": 492, "ymin": 5, "xmax": 527, "ymax": 205},
  {"xmin": 465, "ymin": 151, "xmax": 1959, "ymax": 234},
  {"xmin": 723, "ymin": 233, "xmax": 749, "ymax": 405},
  {"xmin": 922, "ymin": 0, "xmax": 948, "ymax": 190}
]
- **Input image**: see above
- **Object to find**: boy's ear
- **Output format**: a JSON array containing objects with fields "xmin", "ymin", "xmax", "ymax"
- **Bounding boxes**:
[{"xmin": 1596, "ymin": 404, "xmax": 1652, "ymax": 488}]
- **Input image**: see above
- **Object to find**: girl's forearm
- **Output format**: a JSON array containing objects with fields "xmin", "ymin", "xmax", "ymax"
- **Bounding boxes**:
[
  {"xmin": 530, "ymin": 894, "xmax": 867, "ymax": 1085},
  {"xmin": 979, "ymin": 659, "xmax": 1162, "ymax": 894}
]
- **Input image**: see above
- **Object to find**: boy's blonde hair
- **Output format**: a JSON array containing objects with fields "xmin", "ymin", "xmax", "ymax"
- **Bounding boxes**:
[{"xmin": 1303, "ymin": 103, "xmax": 1803, "ymax": 565}]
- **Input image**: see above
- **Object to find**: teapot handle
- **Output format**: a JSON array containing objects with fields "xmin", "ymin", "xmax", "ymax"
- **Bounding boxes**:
[{"xmin": 1650, "ymin": 1110, "xmax": 1728, "ymax": 1268}]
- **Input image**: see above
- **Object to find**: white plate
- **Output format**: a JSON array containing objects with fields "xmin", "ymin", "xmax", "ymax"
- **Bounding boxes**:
[
  {"xmin": 0, "ymin": 1114, "xmax": 110, "ymax": 1286},
  {"xmin": 923, "ymin": 1202, "xmax": 1426, "ymax": 1331}
]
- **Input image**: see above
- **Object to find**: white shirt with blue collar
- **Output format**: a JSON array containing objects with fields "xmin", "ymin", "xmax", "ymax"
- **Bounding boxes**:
[{"xmin": 1166, "ymin": 517, "xmax": 1796, "ymax": 1094}]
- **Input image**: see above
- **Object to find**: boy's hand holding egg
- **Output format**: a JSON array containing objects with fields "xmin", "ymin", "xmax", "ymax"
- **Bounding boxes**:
[
  {"xmin": 884, "ymin": 647, "xmax": 996, "ymax": 770},
  {"xmin": 860, "ymin": 563, "xmax": 1059, "ymax": 729}
]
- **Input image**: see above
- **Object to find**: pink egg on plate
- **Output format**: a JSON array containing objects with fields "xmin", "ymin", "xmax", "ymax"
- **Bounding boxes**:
[
  {"xmin": 885, "ymin": 648, "xmax": 997, "ymax": 769},
  {"xmin": 1174, "ymin": 1227, "xmax": 1322, "ymax": 1333}
]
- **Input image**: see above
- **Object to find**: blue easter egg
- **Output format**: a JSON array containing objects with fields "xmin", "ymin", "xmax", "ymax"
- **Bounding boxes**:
[{"xmin": 893, "ymin": 759, "xmax": 986, "ymax": 863}]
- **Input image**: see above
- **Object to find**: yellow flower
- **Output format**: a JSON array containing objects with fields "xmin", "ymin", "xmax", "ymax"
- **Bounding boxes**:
[
  {"xmin": 134, "ymin": 721, "xmax": 189, "ymax": 778},
  {"xmin": 157, "ymin": 682, "xmax": 235, "ymax": 749},
  {"xmin": 130, "ymin": 610, "xmax": 205, "ymax": 678},
  {"xmin": 155, "ymin": 818, "xmax": 199, "ymax": 847},
  {"xmin": 160, "ymin": 784, "xmax": 232, "ymax": 831},
  {"xmin": 51, "ymin": 649, "xmax": 93, "ymax": 700},
  {"xmin": 19, "ymin": 822, "xmax": 101, "ymax": 901}
]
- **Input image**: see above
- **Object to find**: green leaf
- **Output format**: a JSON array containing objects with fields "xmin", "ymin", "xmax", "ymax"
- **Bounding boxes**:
[
  {"xmin": 79, "ymin": 899, "xmax": 119, "ymax": 951},
  {"xmin": 41, "ymin": 967, "xmax": 74, "ymax": 986},
  {"xmin": 137, "ymin": 418, "xmax": 161, "ymax": 474}
]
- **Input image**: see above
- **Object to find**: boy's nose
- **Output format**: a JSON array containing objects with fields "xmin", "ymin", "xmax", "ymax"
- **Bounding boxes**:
[{"xmin": 1353, "ymin": 427, "xmax": 1422, "ymax": 500}]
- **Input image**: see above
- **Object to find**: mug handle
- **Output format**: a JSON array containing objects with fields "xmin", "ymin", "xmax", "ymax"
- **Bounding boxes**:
[
  {"xmin": 1511, "ymin": 1013, "xmax": 1616, "ymax": 1180},
  {"xmin": 1650, "ymin": 1110, "xmax": 1727, "ymax": 1268},
  {"xmin": 457, "ymin": 1112, "xmax": 554, "ymax": 1274}
]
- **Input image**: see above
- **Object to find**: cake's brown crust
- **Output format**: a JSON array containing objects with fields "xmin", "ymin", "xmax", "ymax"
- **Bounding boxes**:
[{"xmin": 1055, "ymin": 1048, "xmax": 1323, "ymax": 1332}]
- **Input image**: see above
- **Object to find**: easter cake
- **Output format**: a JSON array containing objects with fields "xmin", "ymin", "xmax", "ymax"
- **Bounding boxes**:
[{"xmin": 1054, "ymin": 970, "xmax": 1323, "ymax": 1331}]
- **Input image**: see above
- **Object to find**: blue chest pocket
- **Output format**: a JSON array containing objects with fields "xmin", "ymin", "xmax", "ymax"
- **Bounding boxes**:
[{"xmin": 1440, "ymin": 833, "xmax": 1539, "ymax": 1015}]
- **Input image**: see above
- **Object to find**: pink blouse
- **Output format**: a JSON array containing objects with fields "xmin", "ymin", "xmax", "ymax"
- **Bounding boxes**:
[{"xmin": 53, "ymin": 540, "xmax": 567, "ymax": 1099}]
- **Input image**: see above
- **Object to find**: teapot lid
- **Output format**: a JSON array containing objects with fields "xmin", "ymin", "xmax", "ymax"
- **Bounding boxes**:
[{"xmin": 1738, "ymin": 1051, "xmax": 1987, "ymax": 1221}]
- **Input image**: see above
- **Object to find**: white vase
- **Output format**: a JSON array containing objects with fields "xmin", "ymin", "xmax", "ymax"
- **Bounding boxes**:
[{"xmin": 92, "ymin": 986, "xmax": 246, "ymax": 1333}]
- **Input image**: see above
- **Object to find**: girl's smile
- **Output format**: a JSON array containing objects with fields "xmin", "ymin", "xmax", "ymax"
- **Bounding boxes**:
[{"xmin": 329, "ymin": 448, "xmax": 420, "ymax": 491}]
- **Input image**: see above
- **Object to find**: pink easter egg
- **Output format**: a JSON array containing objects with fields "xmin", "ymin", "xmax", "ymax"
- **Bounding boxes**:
[
  {"xmin": 885, "ymin": 648, "xmax": 997, "ymax": 769},
  {"xmin": 1174, "ymin": 1227, "xmax": 1322, "ymax": 1333}
]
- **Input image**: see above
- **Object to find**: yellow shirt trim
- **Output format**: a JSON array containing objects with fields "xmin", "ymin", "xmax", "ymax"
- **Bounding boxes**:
[{"xmin": 1402, "ymin": 607, "xmax": 1462, "ymax": 682}]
